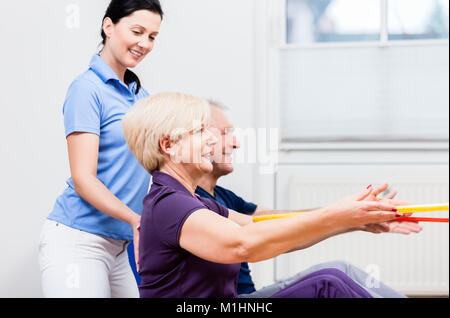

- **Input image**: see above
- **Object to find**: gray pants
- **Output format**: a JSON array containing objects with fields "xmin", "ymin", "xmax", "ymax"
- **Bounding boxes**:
[{"xmin": 238, "ymin": 260, "xmax": 406, "ymax": 298}]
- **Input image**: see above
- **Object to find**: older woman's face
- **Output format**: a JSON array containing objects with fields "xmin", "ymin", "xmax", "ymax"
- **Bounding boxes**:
[{"xmin": 171, "ymin": 125, "xmax": 218, "ymax": 174}]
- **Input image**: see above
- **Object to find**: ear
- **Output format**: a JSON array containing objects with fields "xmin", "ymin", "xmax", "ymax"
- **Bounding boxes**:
[
  {"xmin": 159, "ymin": 136, "xmax": 176, "ymax": 157},
  {"xmin": 102, "ymin": 17, "xmax": 114, "ymax": 39}
]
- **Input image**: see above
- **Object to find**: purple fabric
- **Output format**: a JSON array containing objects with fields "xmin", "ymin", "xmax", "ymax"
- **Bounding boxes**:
[
  {"xmin": 271, "ymin": 268, "xmax": 373, "ymax": 298},
  {"xmin": 138, "ymin": 171, "xmax": 240, "ymax": 298}
]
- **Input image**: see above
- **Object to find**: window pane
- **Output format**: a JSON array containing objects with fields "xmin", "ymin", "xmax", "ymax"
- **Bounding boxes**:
[
  {"xmin": 388, "ymin": 0, "xmax": 449, "ymax": 40},
  {"xmin": 286, "ymin": 0, "xmax": 380, "ymax": 44},
  {"xmin": 280, "ymin": 45, "xmax": 449, "ymax": 142}
]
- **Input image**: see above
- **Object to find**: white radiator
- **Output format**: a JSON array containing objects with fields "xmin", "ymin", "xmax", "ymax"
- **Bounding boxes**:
[{"xmin": 274, "ymin": 164, "xmax": 449, "ymax": 296}]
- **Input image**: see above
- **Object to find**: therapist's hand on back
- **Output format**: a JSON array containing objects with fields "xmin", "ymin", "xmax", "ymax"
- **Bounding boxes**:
[{"xmin": 130, "ymin": 214, "xmax": 141, "ymax": 272}]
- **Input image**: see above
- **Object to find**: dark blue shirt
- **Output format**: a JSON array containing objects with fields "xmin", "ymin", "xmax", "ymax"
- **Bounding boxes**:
[{"xmin": 195, "ymin": 185, "xmax": 257, "ymax": 294}]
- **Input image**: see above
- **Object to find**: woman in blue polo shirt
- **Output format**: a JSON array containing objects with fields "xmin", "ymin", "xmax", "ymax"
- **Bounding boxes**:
[{"xmin": 38, "ymin": 0, "xmax": 163, "ymax": 298}]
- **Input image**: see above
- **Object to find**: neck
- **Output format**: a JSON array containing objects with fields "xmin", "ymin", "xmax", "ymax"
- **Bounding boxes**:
[
  {"xmin": 160, "ymin": 164, "xmax": 200, "ymax": 196},
  {"xmin": 100, "ymin": 48, "xmax": 127, "ymax": 84},
  {"xmin": 197, "ymin": 173, "xmax": 220, "ymax": 197}
]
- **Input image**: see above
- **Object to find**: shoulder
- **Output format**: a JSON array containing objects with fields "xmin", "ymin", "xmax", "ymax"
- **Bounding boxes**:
[
  {"xmin": 146, "ymin": 186, "xmax": 204, "ymax": 216},
  {"xmin": 215, "ymin": 185, "xmax": 240, "ymax": 200},
  {"xmin": 66, "ymin": 69, "xmax": 108, "ymax": 101},
  {"xmin": 197, "ymin": 196, "xmax": 229, "ymax": 218},
  {"xmin": 62, "ymin": 72, "xmax": 106, "ymax": 113},
  {"xmin": 62, "ymin": 73, "xmax": 104, "ymax": 117},
  {"xmin": 195, "ymin": 186, "xmax": 213, "ymax": 199},
  {"xmin": 215, "ymin": 185, "xmax": 256, "ymax": 215}
]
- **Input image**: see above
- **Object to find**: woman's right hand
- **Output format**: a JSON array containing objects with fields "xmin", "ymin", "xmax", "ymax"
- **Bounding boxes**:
[
  {"xmin": 324, "ymin": 187, "xmax": 400, "ymax": 229},
  {"xmin": 130, "ymin": 214, "xmax": 141, "ymax": 272}
]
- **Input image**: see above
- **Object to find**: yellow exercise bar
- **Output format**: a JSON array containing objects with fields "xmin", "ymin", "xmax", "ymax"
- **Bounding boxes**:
[
  {"xmin": 252, "ymin": 212, "xmax": 308, "ymax": 223},
  {"xmin": 396, "ymin": 203, "xmax": 449, "ymax": 214},
  {"xmin": 252, "ymin": 203, "xmax": 449, "ymax": 222}
]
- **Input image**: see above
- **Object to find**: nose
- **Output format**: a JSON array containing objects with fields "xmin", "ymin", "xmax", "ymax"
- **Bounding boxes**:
[{"xmin": 138, "ymin": 38, "xmax": 153, "ymax": 51}]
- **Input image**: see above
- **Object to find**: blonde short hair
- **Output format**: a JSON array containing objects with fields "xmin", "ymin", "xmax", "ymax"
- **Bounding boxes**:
[{"xmin": 122, "ymin": 92, "xmax": 210, "ymax": 173}]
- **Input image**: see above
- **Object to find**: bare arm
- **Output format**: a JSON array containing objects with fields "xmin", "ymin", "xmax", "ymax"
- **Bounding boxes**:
[
  {"xmin": 286, "ymin": 227, "xmax": 360, "ymax": 252},
  {"xmin": 228, "ymin": 209, "xmax": 357, "ymax": 252},
  {"xmin": 67, "ymin": 132, "xmax": 142, "ymax": 268},
  {"xmin": 67, "ymin": 132, "xmax": 140, "ymax": 225},
  {"xmin": 179, "ymin": 208, "xmax": 337, "ymax": 264},
  {"xmin": 254, "ymin": 183, "xmax": 421, "ymax": 236},
  {"xmin": 253, "ymin": 205, "xmax": 319, "ymax": 216},
  {"xmin": 223, "ymin": 185, "xmax": 415, "ymax": 255},
  {"xmin": 179, "ymin": 188, "xmax": 399, "ymax": 264}
]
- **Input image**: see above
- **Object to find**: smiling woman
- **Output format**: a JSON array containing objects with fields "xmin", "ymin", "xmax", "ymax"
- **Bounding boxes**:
[
  {"xmin": 121, "ymin": 92, "xmax": 402, "ymax": 298},
  {"xmin": 100, "ymin": 0, "xmax": 163, "ymax": 90},
  {"xmin": 123, "ymin": 92, "xmax": 213, "ymax": 175},
  {"xmin": 38, "ymin": 0, "xmax": 164, "ymax": 298}
]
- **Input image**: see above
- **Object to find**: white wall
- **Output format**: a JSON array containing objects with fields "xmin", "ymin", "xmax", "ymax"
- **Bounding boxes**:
[
  {"xmin": 136, "ymin": 0, "xmax": 256, "ymax": 200},
  {"xmin": 0, "ymin": 0, "xmax": 258, "ymax": 297}
]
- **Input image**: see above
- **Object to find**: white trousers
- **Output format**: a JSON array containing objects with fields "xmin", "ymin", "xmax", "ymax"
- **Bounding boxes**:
[{"xmin": 38, "ymin": 220, "xmax": 139, "ymax": 298}]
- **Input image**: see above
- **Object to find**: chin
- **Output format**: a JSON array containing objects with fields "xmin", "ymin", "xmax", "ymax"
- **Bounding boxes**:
[
  {"xmin": 214, "ymin": 163, "xmax": 234, "ymax": 176},
  {"xmin": 126, "ymin": 59, "xmax": 139, "ymax": 68},
  {"xmin": 200, "ymin": 162, "xmax": 214, "ymax": 174},
  {"xmin": 123, "ymin": 53, "xmax": 143, "ymax": 68}
]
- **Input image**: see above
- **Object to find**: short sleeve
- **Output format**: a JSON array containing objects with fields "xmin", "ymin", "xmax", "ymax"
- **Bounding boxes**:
[
  {"xmin": 151, "ymin": 192, "xmax": 208, "ymax": 249},
  {"xmin": 235, "ymin": 196, "xmax": 257, "ymax": 215},
  {"xmin": 63, "ymin": 79, "xmax": 102, "ymax": 138}
]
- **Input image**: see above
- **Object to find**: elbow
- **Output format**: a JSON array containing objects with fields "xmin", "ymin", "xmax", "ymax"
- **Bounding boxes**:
[
  {"xmin": 71, "ymin": 174, "xmax": 93, "ymax": 197},
  {"xmin": 234, "ymin": 242, "xmax": 251, "ymax": 263},
  {"xmin": 233, "ymin": 234, "xmax": 262, "ymax": 263},
  {"xmin": 71, "ymin": 176, "xmax": 82, "ymax": 195},
  {"xmin": 71, "ymin": 175, "xmax": 85, "ymax": 195}
]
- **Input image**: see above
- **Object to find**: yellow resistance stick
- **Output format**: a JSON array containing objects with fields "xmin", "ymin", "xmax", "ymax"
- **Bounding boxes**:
[
  {"xmin": 396, "ymin": 203, "xmax": 449, "ymax": 214},
  {"xmin": 252, "ymin": 203, "xmax": 449, "ymax": 223},
  {"xmin": 252, "ymin": 212, "xmax": 308, "ymax": 222}
]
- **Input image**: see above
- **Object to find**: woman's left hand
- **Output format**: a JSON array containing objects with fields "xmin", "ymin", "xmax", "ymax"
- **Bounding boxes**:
[
  {"xmin": 364, "ymin": 183, "xmax": 409, "ymax": 206},
  {"xmin": 359, "ymin": 183, "xmax": 423, "ymax": 234}
]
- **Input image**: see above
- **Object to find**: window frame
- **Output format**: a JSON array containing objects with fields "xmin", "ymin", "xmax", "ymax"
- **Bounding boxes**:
[
  {"xmin": 282, "ymin": 0, "xmax": 450, "ymax": 48},
  {"xmin": 265, "ymin": 0, "xmax": 449, "ymax": 151}
]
